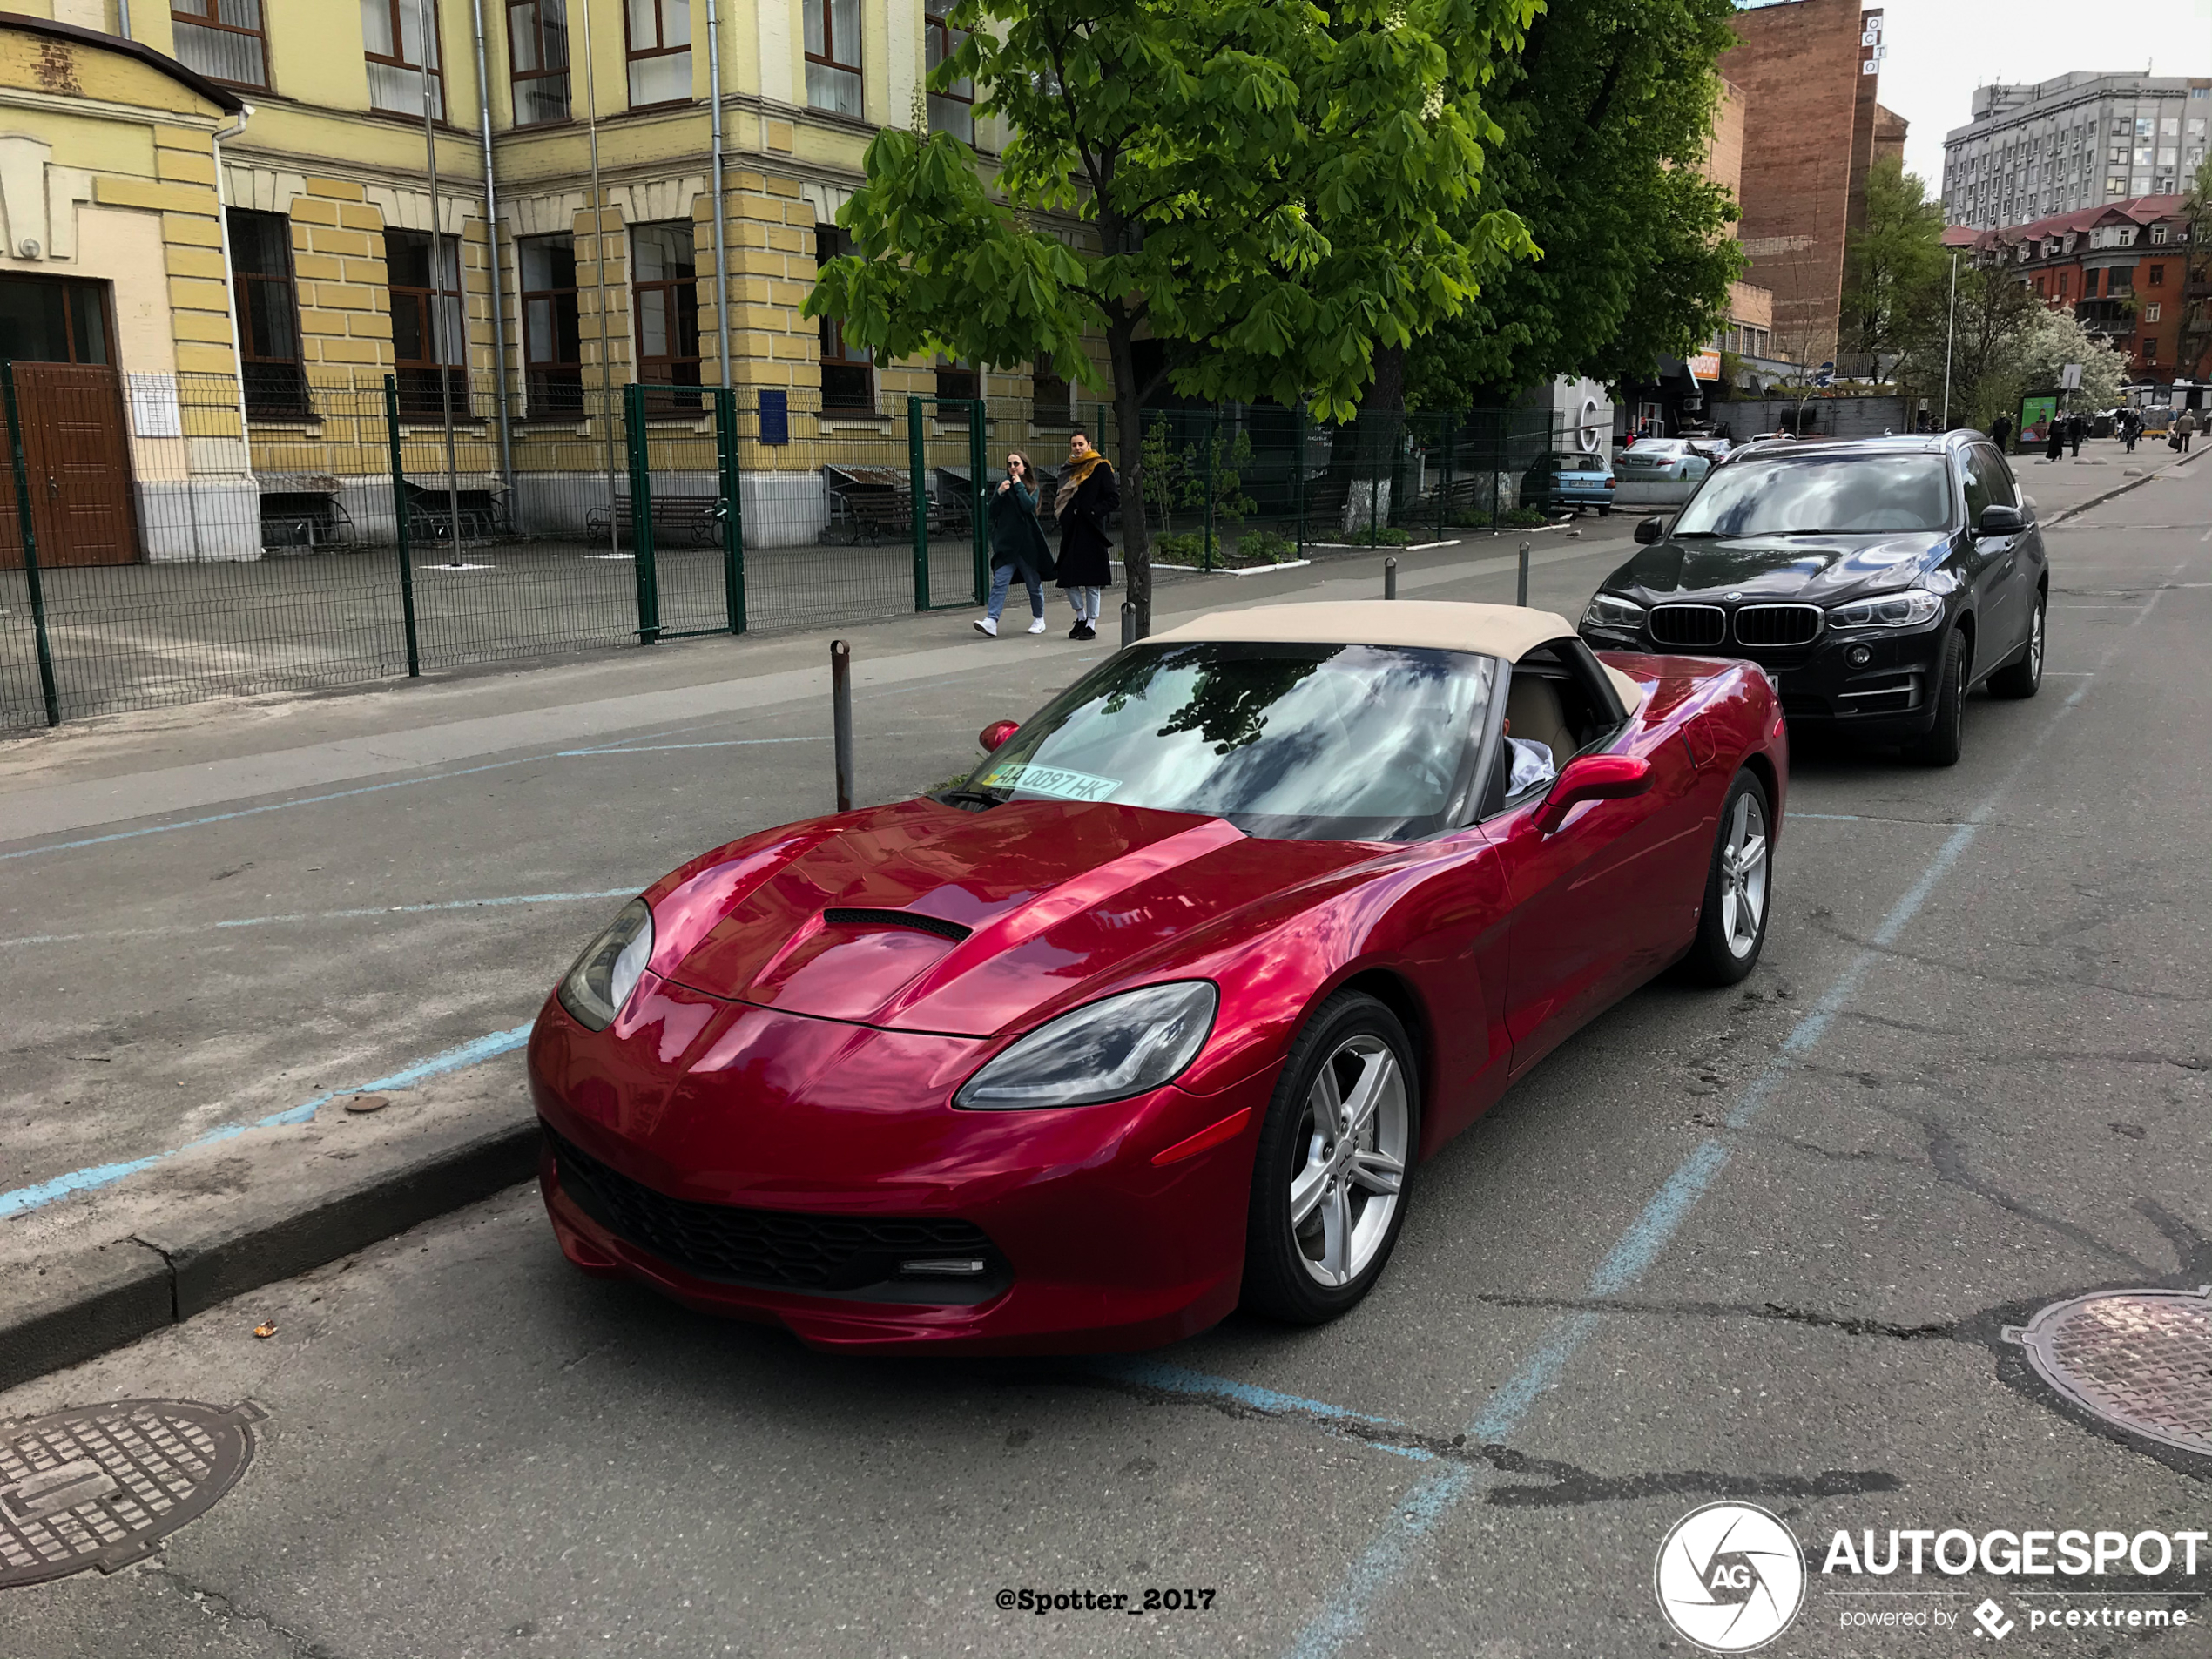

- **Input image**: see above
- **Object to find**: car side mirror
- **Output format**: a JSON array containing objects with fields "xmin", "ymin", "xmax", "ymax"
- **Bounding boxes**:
[
  {"xmin": 1975, "ymin": 503, "xmax": 2024, "ymax": 538},
  {"xmin": 1534, "ymin": 753, "xmax": 1654, "ymax": 836},
  {"xmin": 1634, "ymin": 516, "xmax": 1667, "ymax": 545},
  {"xmin": 978, "ymin": 719, "xmax": 1022, "ymax": 752}
]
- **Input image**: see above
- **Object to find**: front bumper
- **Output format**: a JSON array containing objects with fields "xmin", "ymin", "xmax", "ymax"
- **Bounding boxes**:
[
  {"xmin": 1581, "ymin": 619, "xmax": 1948, "ymax": 736},
  {"xmin": 529, "ymin": 974, "xmax": 1269, "ymax": 1353}
]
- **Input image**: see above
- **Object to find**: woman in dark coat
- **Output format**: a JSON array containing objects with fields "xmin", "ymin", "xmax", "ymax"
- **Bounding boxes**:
[
  {"xmin": 1052, "ymin": 428, "xmax": 1118, "ymax": 641},
  {"xmin": 974, "ymin": 451, "xmax": 1056, "ymax": 637}
]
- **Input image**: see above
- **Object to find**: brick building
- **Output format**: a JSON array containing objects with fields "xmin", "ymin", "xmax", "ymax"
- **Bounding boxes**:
[{"xmin": 1722, "ymin": 0, "xmax": 1906, "ymax": 367}]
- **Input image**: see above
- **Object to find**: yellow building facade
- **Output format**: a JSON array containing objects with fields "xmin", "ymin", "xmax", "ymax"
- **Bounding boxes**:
[{"xmin": 0, "ymin": 1, "xmax": 1064, "ymax": 563}]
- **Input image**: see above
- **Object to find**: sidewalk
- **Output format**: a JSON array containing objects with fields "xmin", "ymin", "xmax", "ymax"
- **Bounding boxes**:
[{"xmin": 3, "ymin": 435, "xmax": 2196, "ymax": 1392}]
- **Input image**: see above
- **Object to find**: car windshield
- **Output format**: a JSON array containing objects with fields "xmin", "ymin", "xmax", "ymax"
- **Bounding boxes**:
[
  {"xmin": 1671, "ymin": 453, "xmax": 1953, "ymax": 536},
  {"xmin": 1548, "ymin": 452, "xmax": 1603, "ymax": 470},
  {"xmin": 961, "ymin": 642, "xmax": 1500, "ymax": 841}
]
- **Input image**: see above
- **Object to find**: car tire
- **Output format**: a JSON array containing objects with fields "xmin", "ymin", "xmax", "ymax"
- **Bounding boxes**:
[
  {"xmin": 1682, "ymin": 770, "xmax": 1773, "ymax": 986},
  {"xmin": 1241, "ymin": 991, "xmax": 1420, "ymax": 1326},
  {"xmin": 1600, "ymin": 506, "xmax": 1613, "ymax": 517},
  {"xmin": 1905, "ymin": 627, "xmax": 1966, "ymax": 766},
  {"xmin": 1986, "ymin": 593, "xmax": 2044, "ymax": 699}
]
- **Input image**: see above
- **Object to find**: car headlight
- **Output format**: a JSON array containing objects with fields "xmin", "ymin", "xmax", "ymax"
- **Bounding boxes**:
[
  {"xmin": 954, "ymin": 981, "xmax": 1218, "ymax": 1109},
  {"xmin": 1826, "ymin": 589, "xmax": 1944, "ymax": 631},
  {"xmin": 557, "ymin": 898, "xmax": 654, "ymax": 1031},
  {"xmin": 1582, "ymin": 593, "xmax": 1646, "ymax": 632}
]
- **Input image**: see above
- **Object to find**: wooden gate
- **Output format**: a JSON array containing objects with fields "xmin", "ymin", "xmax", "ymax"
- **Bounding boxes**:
[{"xmin": 0, "ymin": 362, "xmax": 140, "ymax": 569}]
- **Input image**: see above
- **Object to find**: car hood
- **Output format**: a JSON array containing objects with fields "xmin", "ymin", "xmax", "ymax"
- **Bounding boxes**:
[
  {"xmin": 1602, "ymin": 531, "xmax": 1946, "ymax": 604},
  {"xmin": 638, "ymin": 797, "xmax": 1380, "ymax": 1037}
]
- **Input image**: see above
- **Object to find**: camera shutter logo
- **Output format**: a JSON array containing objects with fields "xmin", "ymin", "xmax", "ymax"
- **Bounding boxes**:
[{"xmin": 1654, "ymin": 1501, "xmax": 1806, "ymax": 1652}]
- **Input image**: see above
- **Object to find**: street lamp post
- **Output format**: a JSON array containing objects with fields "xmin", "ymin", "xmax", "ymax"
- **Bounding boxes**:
[{"xmin": 1939, "ymin": 251, "xmax": 1959, "ymax": 429}]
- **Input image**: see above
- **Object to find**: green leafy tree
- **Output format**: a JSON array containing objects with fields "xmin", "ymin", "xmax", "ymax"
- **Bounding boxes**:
[
  {"xmin": 1841, "ymin": 158, "xmax": 1950, "ymax": 369},
  {"xmin": 1403, "ymin": 0, "xmax": 1742, "ymax": 410},
  {"xmin": 2181, "ymin": 155, "xmax": 2212, "ymax": 382},
  {"xmin": 1892, "ymin": 259, "xmax": 2037, "ymax": 431},
  {"xmin": 805, "ymin": 0, "xmax": 1539, "ymax": 629}
]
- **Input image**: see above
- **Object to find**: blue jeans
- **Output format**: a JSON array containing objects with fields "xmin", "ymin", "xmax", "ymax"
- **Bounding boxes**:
[
  {"xmin": 1064, "ymin": 585, "xmax": 1102, "ymax": 622},
  {"xmin": 988, "ymin": 562, "xmax": 1044, "ymax": 622}
]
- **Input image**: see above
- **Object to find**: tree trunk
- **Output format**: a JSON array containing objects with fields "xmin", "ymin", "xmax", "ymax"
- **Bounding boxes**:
[
  {"xmin": 1106, "ymin": 314, "xmax": 1152, "ymax": 636},
  {"xmin": 1368, "ymin": 341, "xmax": 1406, "ymax": 413}
]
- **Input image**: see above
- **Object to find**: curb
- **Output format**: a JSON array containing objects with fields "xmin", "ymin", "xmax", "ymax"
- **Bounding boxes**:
[
  {"xmin": 1, "ymin": 1119, "xmax": 539, "ymax": 1393},
  {"xmin": 2045, "ymin": 444, "xmax": 2205, "ymax": 528}
]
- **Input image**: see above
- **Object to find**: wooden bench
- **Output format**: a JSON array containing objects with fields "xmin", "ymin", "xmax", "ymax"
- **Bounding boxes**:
[{"xmin": 585, "ymin": 493, "xmax": 726, "ymax": 549}]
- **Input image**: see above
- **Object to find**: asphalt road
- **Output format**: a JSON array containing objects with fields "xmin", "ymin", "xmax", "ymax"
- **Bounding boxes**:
[{"xmin": 3, "ymin": 447, "xmax": 2209, "ymax": 1657}]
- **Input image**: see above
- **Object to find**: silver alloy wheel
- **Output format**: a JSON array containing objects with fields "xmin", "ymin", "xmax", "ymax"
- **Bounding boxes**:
[
  {"xmin": 1289, "ymin": 1035, "xmax": 1409, "ymax": 1287},
  {"xmin": 1717, "ymin": 791, "xmax": 1769, "ymax": 960},
  {"xmin": 2028, "ymin": 601, "xmax": 2045, "ymax": 680}
]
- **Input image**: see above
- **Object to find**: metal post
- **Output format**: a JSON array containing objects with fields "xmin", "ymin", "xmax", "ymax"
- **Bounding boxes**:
[
  {"xmin": 381, "ymin": 374, "xmax": 422, "ymax": 677},
  {"xmin": 1384, "ymin": 556, "xmax": 1397, "ymax": 600},
  {"xmin": 1940, "ymin": 251, "xmax": 1959, "ymax": 430},
  {"xmin": 415, "ymin": 0, "xmax": 462, "ymax": 563},
  {"xmin": 968, "ymin": 397, "xmax": 988, "ymax": 605},
  {"xmin": 1201, "ymin": 406, "xmax": 1217, "ymax": 572},
  {"xmin": 2, "ymin": 362, "xmax": 61, "ymax": 725},
  {"xmin": 908, "ymin": 395, "xmax": 929, "ymax": 610},
  {"xmin": 624, "ymin": 381, "xmax": 660, "ymax": 642},
  {"xmin": 1119, "ymin": 598, "xmax": 1135, "ymax": 648},
  {"xmin": 714, "ymin": 385, "xmax": 745, "ymax": 632},
  {"xmin": 468, "ymin": 0, "xmax": 514, "ymax": 499},
  {"xmin": 705, "ymin": 0, "xmax": 732, "ymax": 393},
  {"xmin": 1438, "ymin": 413, "xmax": 1453, "ymax": 543},
  {"xmin": 1293, "ymin": 403, "xmax": 1307, "ymax": 559},
  {"xmin": 1516, "ymin": 540, "xmax": 1531, "ymax": 608},
  {"xmin": 830, "ymin": 639, "xmax": 854, "ymax": 813}
]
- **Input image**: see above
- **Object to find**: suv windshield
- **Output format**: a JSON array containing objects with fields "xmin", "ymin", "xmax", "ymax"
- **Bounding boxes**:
[
  {"xmin": 1673, "ymin": 453, "xmax": 1953, "ymax": 536},
  {"xmin": 961, "ymin": 641, "xmax": 1500, "ymax": 841}
]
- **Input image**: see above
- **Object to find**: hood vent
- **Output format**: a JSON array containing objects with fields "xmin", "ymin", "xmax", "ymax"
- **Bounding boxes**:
[{"xmin": 821, "ymin": 907, "xmax": 973, "ymax": 943}]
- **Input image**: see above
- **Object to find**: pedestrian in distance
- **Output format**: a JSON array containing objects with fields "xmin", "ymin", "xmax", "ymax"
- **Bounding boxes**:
[
  {"xmin": 2045, "ymin": 419, "xmax": 2066, "ymax": 462},
  {"xmin": 1991, "ymin": 413, "xmax": 2013, "ymax": 454},
  {"xmin": 2179, "ymin": 409, "xmax": 2199, "ymax": 454},
  {"xmin": 2119, "ymin": 410, "xmax": 2140, "ymax": 454},
  {"xmin": 974, "ymin": 450, "xmax": 1056, "ymax": 637},
  {"xmin": 2066, "ymin": 412, "xmax": 2084, "ymax": 458},
  {"xmin": 1054, "ymin": 428, "xmax": 1118, "ymax": 640}
]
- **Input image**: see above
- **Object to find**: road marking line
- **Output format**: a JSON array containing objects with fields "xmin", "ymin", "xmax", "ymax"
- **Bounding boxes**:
[
  {"xmin": 1, "ymin": 888, "xmax": 639, "ymax": 950},
  {"xmin": 557, "ymin": 737, "xmax": 829, "ymax": 757},
  {"xmin": 0, "ymin": 1024, "xmax": 536, "ymax": 1220},
  {"xmin": 1285, "ymin": 570, "xmax": 2184, "ymax": 1659}
]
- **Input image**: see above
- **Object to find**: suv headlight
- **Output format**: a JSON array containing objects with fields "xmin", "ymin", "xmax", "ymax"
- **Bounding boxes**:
[
  {"xmin": 557, "ymin": 898, "xmax": 654, "ymax": 1031},
  {"xmin": 1826, "ymin": 590, "xmax": 1944, "ymax": 631},
  {"xmin": 1582, "ymin": 593, "xmax": 1646, "ymax": 633},
  {"xmin": 955, "ymin": 981, "xmax": 1218, "ymax": 1109}
]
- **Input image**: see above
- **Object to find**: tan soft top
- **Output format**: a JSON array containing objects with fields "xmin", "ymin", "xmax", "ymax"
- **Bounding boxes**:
[{"xmin": 1149, "ymin": 600, "xmax": 1645, "ymax": 711}]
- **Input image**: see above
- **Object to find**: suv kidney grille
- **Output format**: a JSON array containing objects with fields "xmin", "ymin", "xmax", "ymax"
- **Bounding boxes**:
[
  {"xmin": 1732, "ymin": 604, "xmax": 1823, "ymax": 647},
  {"xmin": 1648, "ymin": 604, "xmax": 1727, "ymax": 648}
]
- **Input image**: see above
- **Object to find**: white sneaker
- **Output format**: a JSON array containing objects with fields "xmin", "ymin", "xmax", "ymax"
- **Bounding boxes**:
[
  {"xmin": 973, "ymin": 617, "xmax": 998, "ymax": 637},
  {"xmin": 1027, "ymin": 617, "xmax": 1048, "ymax": 634}
]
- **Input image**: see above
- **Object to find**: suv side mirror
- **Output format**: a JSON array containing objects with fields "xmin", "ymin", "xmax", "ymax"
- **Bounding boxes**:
[
  {"xmin": 978, "ymin": 719, "xmax": 1022, "ymax": 752},
  {"xmin": 1634, "ymin": 516, "xmax": 1668, "ymax": 545},
  {"xmin": 1534, "ymin": 753, "xmax": 1653, "ymax": 835},
  {"xmin": 1975, "ymin": 503, "xmax": 2025, "ymax": 538}
]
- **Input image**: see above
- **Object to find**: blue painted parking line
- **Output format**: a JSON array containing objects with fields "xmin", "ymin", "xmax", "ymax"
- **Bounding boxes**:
[
  {"xmin": 0, "ymin": 1023, "xmax": 535, "ymax": 1220},
  {"xmin": 1283, "ymin": 579, "xmax": 2178, "ymax": 1659}
]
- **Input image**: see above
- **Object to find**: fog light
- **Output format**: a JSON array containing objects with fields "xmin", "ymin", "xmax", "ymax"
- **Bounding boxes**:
[
  {"xmin": 1847, "ymin": 645, "xmax": 1872, "ymax": 666},
  {"xmin": 900, "ymin": 1258, "xmax": 987, "ymax": 1278}
]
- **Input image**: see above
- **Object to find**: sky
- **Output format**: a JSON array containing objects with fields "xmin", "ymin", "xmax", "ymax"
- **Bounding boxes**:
[{"xmin": 1859, "ymin": 0, "xmax": 2212, "ymax": 187}]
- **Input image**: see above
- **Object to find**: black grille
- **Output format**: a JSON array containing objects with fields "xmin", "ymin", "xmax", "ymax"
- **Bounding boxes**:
[
  {"xmin": 545, "ymin": 1126, "xmax": 1001, "ymax": 1295},
  {"xmin": 821, "ymin": 907, "xmax": 971, "ymax": 942},
  {"xmin": 1732, "ymin": 604, "xmax": 1823, "ymax": 647},
  {"xmin": 1648, "ymin": 604, "xmax": 1727, "ymax": 648}
]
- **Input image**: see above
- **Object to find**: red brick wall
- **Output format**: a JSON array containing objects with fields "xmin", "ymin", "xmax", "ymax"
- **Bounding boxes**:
[{"xmin": 1722, "ymin": 0, "xmax": 1876, "ymax": 365}]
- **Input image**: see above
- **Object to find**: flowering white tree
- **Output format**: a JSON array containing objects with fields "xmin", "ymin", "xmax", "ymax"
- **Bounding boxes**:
[{"xmin": 2013, "ymin": 304, "xmax": 2128, "ymax": 412}]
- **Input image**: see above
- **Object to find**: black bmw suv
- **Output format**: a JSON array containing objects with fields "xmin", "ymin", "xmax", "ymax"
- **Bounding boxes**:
[{"xmin": 1577, "ymin": 432, "xmax": 2047, "ymax": 765}]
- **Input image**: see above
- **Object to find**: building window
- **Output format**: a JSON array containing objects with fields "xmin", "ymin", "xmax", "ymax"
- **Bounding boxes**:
[
  {"xmin": 2141, "ymin": 336, "xmax": 2156, "ymax": 364},
  {"xmin": 2151, "ymin": 224, "xmax": 2168, "ymax": 245},
  {"xmin": 171, "ymin": 0, "xmax": 269, "ymax": 90},
  {"xmin": 2148, "ymin": 263, "xmax": 2164, "ymax": 287},
  {"xmin": 386, "ymin": 229, "xmax": 469, "ymax": 416},
  {"xmin": 815, "ymin": 226, "xmax": 873, "ymax": 411},
  {"xmin": 2144, "ymin": 303, "xmax": 2161, "ymax": 323},
  {"xmin": 518, "ymin": 233, "xmax": 582, "ymax": 416},
  {"xmin": 363, "ymin": 0, "xmax": 445, "ymax": 119},
  {"xmin": 228, "ymin": 209, "xmax": 308, "ymax": 416},
  {"xmin": 624, "ymin": 0, "xmax": 691, "ymax": 108},
  {"xmin": 2057, "ymin": 271, "xmax": 2069, "ymax": 299},
  {"xmin": 508, "ymin": 0, "xmax": 570, "ymax": 125},
  {"xmin": 804, "ymin": 0, "xmax": 861, "ymax": 117},
  {"xmin": 1032, "ymin": 360, "xmax": 1071, "ymax": 424},
  {"xmin": 631, "ymin": 221, "xmax": 701, "ymax": 396},
  {"xmin": 925, "ymin": 11, "xmax": 973, "ymax": 143},
  {"xmin": 934, "ymin": 357, "xmax": 976, "ymax": 401}
]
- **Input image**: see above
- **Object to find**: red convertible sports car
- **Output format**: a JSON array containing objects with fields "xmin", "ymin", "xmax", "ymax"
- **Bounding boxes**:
[{"xmin": 529, "ymin": 602, "xmax": 1785, "ymax": 1353}]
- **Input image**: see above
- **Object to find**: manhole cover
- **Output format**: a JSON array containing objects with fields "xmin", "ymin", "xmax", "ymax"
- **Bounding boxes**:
[
  {"xmin": 2006, "ymin": 1287, "xmax": 2212, "ymax": 1459},
  {"xmin": 0, "ymin": 1399, "xmax": 263, "ymax": 1589}
]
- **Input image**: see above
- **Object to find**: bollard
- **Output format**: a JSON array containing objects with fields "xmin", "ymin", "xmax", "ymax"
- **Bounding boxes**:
[
  {"xmin": 1120, "ymin": 599, "xmax": 1136, "ymax": 649},
  {"xmin": 831, "ymin": 639, "xmax": 854, "ymax": 813},
  {"xmin": 1384, "ymin": 556, "xmax": 1398, "ymax": 600},
  {"xmin": 1516, "ymin": 541, "xmax": 1531, "ymax": 608}
]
